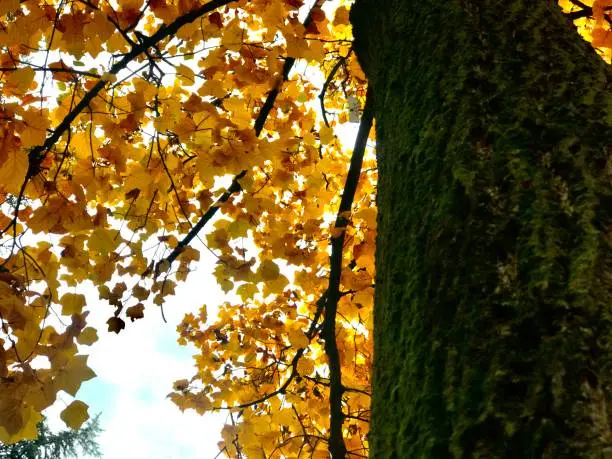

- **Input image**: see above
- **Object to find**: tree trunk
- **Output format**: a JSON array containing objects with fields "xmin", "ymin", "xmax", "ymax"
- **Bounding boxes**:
[{"xmin": 350, "ymin": 1, "xmax": 612, "ymax": 457}]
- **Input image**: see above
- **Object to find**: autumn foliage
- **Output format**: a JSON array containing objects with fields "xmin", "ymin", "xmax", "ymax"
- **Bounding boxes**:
[{"xmin": 0, "ymin": 0, "xmax": 609, "ymax": 457}]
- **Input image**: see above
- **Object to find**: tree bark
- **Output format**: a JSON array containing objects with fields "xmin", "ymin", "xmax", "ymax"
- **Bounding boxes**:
[{"xmin": 350, "ymin": 1, "xmax": 612, "ymax": 457}]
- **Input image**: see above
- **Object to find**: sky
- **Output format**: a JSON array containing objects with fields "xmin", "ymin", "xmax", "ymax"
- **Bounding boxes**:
[{"xmin": 44, "ymin": 246, "xmax": 229, "ymax": 458}]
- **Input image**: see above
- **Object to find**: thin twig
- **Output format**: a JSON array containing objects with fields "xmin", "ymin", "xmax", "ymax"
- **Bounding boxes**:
[{"xmin": 319, "ymin": 48, "xmax": 353, "ymax": 127}]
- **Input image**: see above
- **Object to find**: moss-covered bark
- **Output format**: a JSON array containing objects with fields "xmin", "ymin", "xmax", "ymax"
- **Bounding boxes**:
[{"xmin": 350, "ymin": 1, "xmax": 612, "ymax": 457}]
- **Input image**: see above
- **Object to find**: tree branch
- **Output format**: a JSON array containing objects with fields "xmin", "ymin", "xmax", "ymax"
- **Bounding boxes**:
[
  {"xmin": 153, "ymin": 170, "xmax": 246, "ymax": 277},
  {"xmin": 319, "ymin": 48, "xmax": 352, "ymax": 128},
  {"xmin": 0, "ymin": 66, "xmax": 100, "ymax": 79},
  {"xmin": 156, "ymin": 0, "xmax": 323, "ymax": 274},
  {"xmin": 564, "ymin": 0, "xmax": 612, "ymax": 24},
  {"xmin": 24, "ymin": 0, "xmax": 237, "ymax": 181},
  {"xmin": 253, "ymin": 0, "xmax": 322, "ymax": 136},
  {"xmin": 322, "ymin": 86, "xmax": 374, "ymax": 459}
]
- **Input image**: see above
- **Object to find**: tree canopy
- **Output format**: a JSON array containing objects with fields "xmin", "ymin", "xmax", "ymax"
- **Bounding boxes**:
[{"xmin": 0, "ymin": 0, "xmax": 609, "ymax": 457}]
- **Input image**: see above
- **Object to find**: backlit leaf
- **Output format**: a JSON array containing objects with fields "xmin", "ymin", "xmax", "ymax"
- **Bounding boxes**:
[{"xmin": 60, "ymin": 400, "xmax": 89, "ymax": 430}]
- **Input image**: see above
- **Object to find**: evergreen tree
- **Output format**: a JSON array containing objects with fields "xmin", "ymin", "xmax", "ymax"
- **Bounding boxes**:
[{"xmin": 0, "ymin": 415, "xmax": 102, "ymax": 459}]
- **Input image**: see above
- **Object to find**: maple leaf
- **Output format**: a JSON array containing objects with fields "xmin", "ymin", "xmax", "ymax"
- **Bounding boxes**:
[
  {"xmin": 60, "ymin": 293, "xmax": 86, "ymax": 315},
  {"xmin": 0, "ymin": 149, "xmax": 28, "ymax": 196},
  {"xmin": 77, "ymin": 327, "xmax": 99, "ymax": 346}
]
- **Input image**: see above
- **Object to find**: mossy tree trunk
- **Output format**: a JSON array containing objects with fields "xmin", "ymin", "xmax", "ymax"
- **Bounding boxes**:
[{"xmin": 350, "ymin": 1, "xmax": 612, "ymax": 457}]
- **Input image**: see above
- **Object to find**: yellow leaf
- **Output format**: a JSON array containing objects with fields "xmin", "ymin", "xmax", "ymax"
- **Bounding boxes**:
[
  {"xmin": 88, "ymin": 228, "xmax": 121, "ymax": 255},
  {"xmin": 177, "ymin": 63, "xmax": 195, "ymax": 84},
  {"xmin": 286, "ymin": 34, "xmax": 310, "ymax": 59},
  {"xmin": 259, "ymin": 259, "xmax": 280, "ymax": 281},
  {"xmin": 262, "ymin": 273, "xmax": 289, "ymax": 296},
  {"xmin": 14, "ymin": 321, "xmax": 41, "ymax": 360},
  {"xmin": 20, "ymin": 109, "xmax": 49, "ymax": 148},
  {"xmin": 198, "ymin": 304, "xmax": 207, "ymax": 322},
  {"xmin": 26, "ymin": 381, "xmax": 58, "ymax": 412},
  {"xmin": 173, "ymin": 379, "xmax": 189, "ymax": 391},
  {"xmin": 5, "ymin": 67, "xmax": 35, "ymax": 93},
  {"xmin": 54, "ymin": 355, "xmax": 96, "ymax": 396},
  {"xmin": 219, "ymin": 279, "xmax": 233, "ymax": 293},
  {"xmin": 354, "ymin": 207, "xmax": 377, "ymax": 228},
  {"xmin": 592, "ymin": 27, "xmax": 612, "ymax": 49},
  {"xmin": 0, "ymin": 406, "xmax": 40, "ymax": 443},
  {"xmin": 227, "ymin": 219, "xmax": 250, "ymax": 238},
  {"xmin": 199, "ymin": 79, "xmax": 226, "ymax": 99},
  {"xmin": 0, "ymin": 149, "xmax": 28, "ymax": 195},
  {"xmin": 60, "ymin": 400, "xmax": 89, "ymax": 430},
  {"xmin": 85, "ymin": 11, "xmax": 115, "ymax": 42},
  {"xmin": 312, "ymin": 449, "xmax": 331, "ymax": 459},
  {"xmin": 156, "ymin": 259, "xmax": 171, "ymax": 275},
  {"xmin": 132, "ymin": 285, "xmax": 150, "ymax": 301},
  {"xmin": 60, "ymin": 293, "xmax": 86, "ymax": 315},
  {"xmin": 237, "ymin": 282, "xmax": 259, "ymax": 301},
  {"xmin": 0, "ymin": 403, "xmax": 25, "ymax": 438},
  {"xmin": 274, "ymin": 408, "xmax": 295, "ymax": 426},
  {"xmin": 77, "ymin": 327, "xmax": 98, "ymax": 346},
  {"xmin": 319, "ymin": 125, "xmax": 334, "ymax": 144},
  {"xmin": 333, "ymin": 6, "xmax": 350, "ymax": 26},
  {"xmin": 297, "ymin": 356, "xmax": 315, "ymax": 375},
  {"xmin": 0, "ymin": 0, "xmax": 19, "ymax": 17},
  {"xmin": 178, "ymin": 247, "xmax": 200, "ymax": 263},
  {"xmin": 287, "ymin": 327, "xmax": 309, "ymax": 348}
]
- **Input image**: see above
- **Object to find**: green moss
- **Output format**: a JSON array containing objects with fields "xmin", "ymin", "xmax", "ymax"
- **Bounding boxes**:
[{"xmin": 351, "ymin": 0, "xmax": 612, "ymax": 457}]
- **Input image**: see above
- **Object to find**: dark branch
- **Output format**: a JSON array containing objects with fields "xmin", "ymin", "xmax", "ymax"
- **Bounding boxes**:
[
  {"xmin": 322, "ymin": 87, "xmax": 374, "ymax": 459},
  {"xmin": 0, "ymin": 66, "xmax": 100, "ymax": 79},
  {"xmin": 253, "ymin": 0, "xmax": 320, "ymax": 136},
  {"xmin": 319, "ymin": 48, "xmax": 352, "ymax": 128},
  {"xmin": 157, "ymin": 0, "xmax": 323, "ymax": 274},
  {"xmin": 153, "ymin": 170, "xmax": 246, "ymax": 277},
  {"xmin": 564, "ymin": 0, "xmax": 612, "ymax": 24}
]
